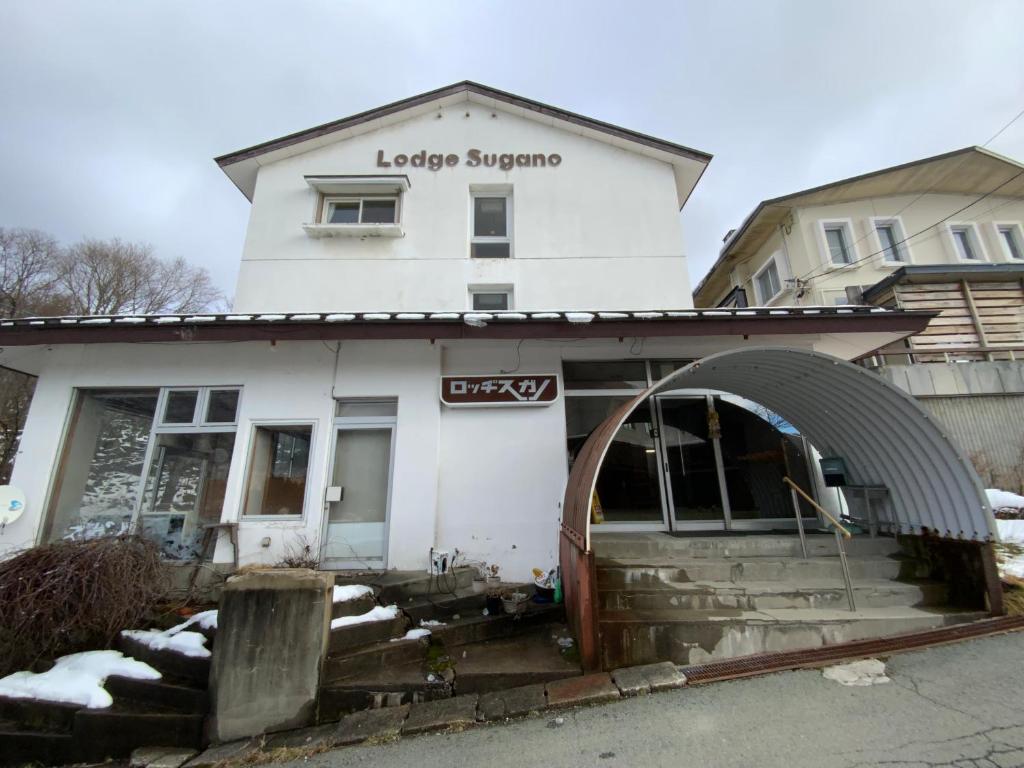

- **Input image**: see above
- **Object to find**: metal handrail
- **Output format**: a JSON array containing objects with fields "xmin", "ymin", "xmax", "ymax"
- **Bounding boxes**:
[
  {"xmin": 783, "ymin": 477, "xmax": 852, "ymax": 538},
  {"xmin": 783, "ymin": 476, "xmax": 857, "ymax": 612}
]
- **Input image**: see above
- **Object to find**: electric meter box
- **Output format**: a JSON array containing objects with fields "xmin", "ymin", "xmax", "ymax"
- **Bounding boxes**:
[{"xmin": 819, "ymin": 456, "xmax": 849, "ymax": 487}]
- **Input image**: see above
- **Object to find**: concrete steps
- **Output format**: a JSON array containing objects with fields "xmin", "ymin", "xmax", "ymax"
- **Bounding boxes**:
[
  {"xmin": 599, "ymin": 579, "xmax": 947, "ymax": 611},
  {"xmin": 599, "ymin": 606, "xmax": 988, "ymax": 668},
  {"xmin": 593, "ymin": 533, "xmax": 983, "ymax": 668}
]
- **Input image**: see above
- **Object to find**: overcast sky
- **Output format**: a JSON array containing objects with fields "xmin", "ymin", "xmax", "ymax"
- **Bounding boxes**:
[{"xmin": 2, "ymin": 0, "xmax": 1023, "ymax": 305}]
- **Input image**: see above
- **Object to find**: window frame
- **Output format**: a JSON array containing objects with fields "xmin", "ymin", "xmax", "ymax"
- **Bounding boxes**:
[
  {"xmin": 470, "ymin": 191, "xmax": 513, "ymax": 258},
  {"xmin": 993, "ymin": 221, "xmax": 1024, "ymax": 262},
  {"xmin": 820, "ymin": 289, "xmax": 851, "ymax": 307},
  {"xmin": 155, "ymin": 387, "xmax": 241, "ymax": 433},
  {"xmin": 869, "ymin": 216, "xmax": 912, "ymax": 265},
  {"xmin": 752, "ymin": 255, "xmax": 784, "ymax": 305},
  {"xmin": 469, "ymin": 285, "xmax": 513, "ymax": 311},
  {"xmin": 945, "ymin": 222, "xmax": 988, "ymax": 263},
  {"xmin": 240, "ymin": 419, "xmax": 318, "ymax": 521},
  {"xmin": 817, "ymin": 219, "xmax": 858, "ymax": 268},
  {"xmin": 320, "ymin": 195, "xmax": 400, "ymax": 226}
]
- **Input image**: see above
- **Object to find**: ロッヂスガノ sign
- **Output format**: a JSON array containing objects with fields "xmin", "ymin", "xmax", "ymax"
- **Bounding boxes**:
[{"xmin": 440, "ymin": 374, "xmax": 559, "ymax": 407}]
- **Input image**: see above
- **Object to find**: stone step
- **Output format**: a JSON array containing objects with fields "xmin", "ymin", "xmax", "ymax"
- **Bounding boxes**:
[
  {"xmin": 598, "ymin": 579, "xmax": 947, "ymax": 611},
  {"xmin": 324, "ymin": 635, "xmax": 431, "ymax": 684},
  {"xmin": 105, "ymin": 675, "xmax": 209, "ymax": 714},
  {"xmin": 401, "ymin": 591, "xmax": 487, "ymax": 624},
  {"xmin": 0, "ymin": 696, "xmax": 78, "ymax": 733},
  {"xmin": 331, "ymin": 592, "xmax": 378, "ymax": 621},
  {"xmin": 597, "ymin": 555, "xmax": 926, "ymax": 586},
  {"xmin": 72, "ymin": 709, "xmax": 205, "ymax": 762},
  {"xmin": 452, "ymin": 628, "xmax": 582, "ymax": 695},
  {"xmin": 428, "ymin": 603, "xmax": 564, "ymax": 648},
  {"xmin": 592, "ymin": 532, "xmax": 903, "ymax": 560},
  {"xmin": 328, "ymin": 615, "xmax": 409, "ymax": 653},
  {"xmin": 117, "ymin": 635, "xmax": 210, "ymax": 688},
  {"xmin": 330, "ymin": 568, "xmax": 475, "ymax": 604},
  {"xmin": 0, "ymin": 727, "xmax": 75, "ymax": 766},
  {"xmin": 598, "ymin": 606, "xmax": 988, "ymax": 668},
  {"xmin": 318, "ymin": 663, "xmax": 448, "ymax": 723}
]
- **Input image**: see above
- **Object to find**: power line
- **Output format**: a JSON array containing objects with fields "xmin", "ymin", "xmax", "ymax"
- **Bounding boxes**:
[
  {"xmin": 797, "ymin": 169, "xmax": 1024, "ymax": 288},
  {"xmin": 983, "ymin": 105, "xmax": 1024, "ymax": 148}
]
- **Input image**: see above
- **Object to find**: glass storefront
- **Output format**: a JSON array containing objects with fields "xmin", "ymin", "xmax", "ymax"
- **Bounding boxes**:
[{"xmin": 564, "ymin": 360, "xmax": 820, "ymax": 530}]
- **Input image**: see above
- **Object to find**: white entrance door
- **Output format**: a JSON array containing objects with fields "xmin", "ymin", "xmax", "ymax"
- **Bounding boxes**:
[{"xmin": 323, "ymin": 422, "xmax": 395, "ymax": 568}]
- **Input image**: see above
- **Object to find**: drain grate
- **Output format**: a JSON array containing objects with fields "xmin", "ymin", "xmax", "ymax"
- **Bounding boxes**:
[{"xmin": 680, "ymin": 615, "xmax": 1024, "ymax": 684}]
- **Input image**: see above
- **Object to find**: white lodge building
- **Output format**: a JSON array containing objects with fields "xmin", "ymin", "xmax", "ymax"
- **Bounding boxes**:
[{"xmin": 0, "ymin": 84, "xmax": 1000, "ymax": 667}]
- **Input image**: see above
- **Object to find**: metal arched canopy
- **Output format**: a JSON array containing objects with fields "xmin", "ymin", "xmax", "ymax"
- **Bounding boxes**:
[{"xmin": 562, "ymin": 347, "xmax": 996, "ymax": 552}]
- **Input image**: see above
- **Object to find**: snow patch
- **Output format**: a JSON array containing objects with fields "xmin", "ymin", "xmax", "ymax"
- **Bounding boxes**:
[
  {"xmin": 0, "ymin": 650, "xmax": 161, "ymax": 709},
  {"xmin": 395, "ymin": 313, "xmax": 426, "ymax": 320},
  {"xmin": 530, "ymin": 312, "xmax": 561, "ymax": 320},
  {"xmin": 225, "ymin": 315, "xmax": 253, "ymax": 321},
  {"xmin": 331, "ymin": 604, "xmax": 400, "ymax": 630},
  {"xmin": 493, "ymin": 312, "xmax": 529, "ymax": 320},
  {"xmin": 289, "ymin": 314, "xmax": 322, "ymax": 321},
  {"xmin": 464, "ymin": 313, "xmax": 492, "ymax": 327},
  {"xmin": 154, "ymin": 317, "xmax": 182, "ymax": 324},
  {"xmin": 333, "ymin": 584, "xmax": 374, "ymax": 603},
  {"xmin": 597, "ymin": 312, "xmax": 629, "ymax": 319},
  {"xmin": 822, "ymin": 658, "xmax": 890, "ymax": 686},
  {"xmin": 121, "ymin": 629, "xmax": 211, "ymax": 658},
  {"xmin": 362, "ymin": 313, "xmax": 391, "ymax": 320},
  {"xmin": 565, "ymin": 312, "xmax": 594, "ymax": 324},
  {"xmin": 419, "ymin": 619, "xmax": 446, "ymax": 628},
  {"xmin": 429, "ymin": 313, "xmax": 460, "ymax": 320},
  {"xmin": 184, "ymin": 316, "xmax": 216, "ymax": 322},
  {"xmin": 255, "ymin": 314, "xmax": 286, "ymax": 321},
  {"xmin": 632, "ymin": 312, "xmax": 664, "ymax": 319},
  {"xmin": 325, "ymin": 313, "xmax": 356, "ymax": 322},
  {"xmin": 391, "ymin": 628, "xmax": 432, "ymax": 642},
  {"xmin": 988, "ymin": 489, "xmax": 1024, "ymax": 510}
]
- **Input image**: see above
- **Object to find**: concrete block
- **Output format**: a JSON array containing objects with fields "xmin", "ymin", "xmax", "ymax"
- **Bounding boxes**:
[
  {"xmin": 335, "ymin": 705, "xmax": 410, "ymax": 746},
  {"xmin": 183, "ymin": 739, "xmax": 257, "ymax": 768},
  {"xmin": 609, "ymin": 666, "xmax": 651, "ymax": 697},
  {"xmin": 545, "ymin": 673, "xmax": 620, "ymax": 709},
  {"xmin": 477, "ymin": 683, "xmax": 547, "ymax": 721},
  {"xmin": 402, "ymin": 695, "xmax": 479, "ymax": 735},
  {"xmin": 636, "ymin": 661, "xmax": 687, "ymax": 692},
  {"xmin": 209, "ymin": 569, "xmax": 334, "ymax": 743}
]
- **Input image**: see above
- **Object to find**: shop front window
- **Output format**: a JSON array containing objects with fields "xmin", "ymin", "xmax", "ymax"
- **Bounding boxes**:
[{"xmin": 45, "ymin": 386, "xmax": 240, "ymax": 559}]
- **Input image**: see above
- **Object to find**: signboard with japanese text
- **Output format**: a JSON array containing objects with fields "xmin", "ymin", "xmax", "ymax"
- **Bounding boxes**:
[{"xmin": 440, "ymin": 374, "xmax": 559, "ymax": 408}]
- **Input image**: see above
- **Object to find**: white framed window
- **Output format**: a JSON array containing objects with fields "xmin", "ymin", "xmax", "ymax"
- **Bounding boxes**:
[
  {"xmin": 993, "ymin": 222, "xmax": 1024, "ymax": 261},
  {"xmin": 321, "ymin": 196, "xmax": 398, "ymax": 225},
  {"xmin": 870, "ymin": 216, "xmax": 910, "ymax": 264},
  {"xmin": 945, "ymin": 222, "xmax": 987, "ymax": 262},
  {"xmin": 817, "ymin": 220, "xmax": 857, "ymax": 267},
  {"xmin": 821, "ymin": 289, "xmax": 850, "ymax": 306},
  {"xmin": 469, "ymin": 285, "xmax": 513, "ymax": 311},
  {"xmin": 242, "ymin": 422, "xmax": 315, "ymax": 519},
  {"xmin": 752, "ymin": 256, "xmax": 783, "ymax": 304},
  {"xmin": 471, "ymin": 192, "xmax": 512, "ymax": 258},
  {"xmin": 158, "ymin": 387, "xmax": 241, "ymax": 430}
]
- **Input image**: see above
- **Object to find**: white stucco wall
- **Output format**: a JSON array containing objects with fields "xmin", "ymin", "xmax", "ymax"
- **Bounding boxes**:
[{"xmin": 232, "ymin": 102, "xmax": 691, "ymax": 313}]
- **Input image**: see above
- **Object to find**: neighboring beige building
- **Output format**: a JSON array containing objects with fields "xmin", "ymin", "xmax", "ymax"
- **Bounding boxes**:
[
  {"xmin": 693, "ymin": 146, "xmax": 1024, "ymax": 491},
  {"xmin": 693, "ymin": 146, "xmax": 1024, "ymax": 310}
]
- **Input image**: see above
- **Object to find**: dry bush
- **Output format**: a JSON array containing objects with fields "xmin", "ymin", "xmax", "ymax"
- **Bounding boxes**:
[
  {"xmin": 275, "ymin": 534, "xmax": 320, "ymax": 570},
  {"xmin": 0, "ymin": 534, "xmax": 170, "ymax": 677}
]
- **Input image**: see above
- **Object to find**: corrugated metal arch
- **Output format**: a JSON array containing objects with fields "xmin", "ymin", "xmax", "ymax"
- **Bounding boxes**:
[{"xmin": 562, "ymin": 346, "xmax": 996, "ymax": 554}]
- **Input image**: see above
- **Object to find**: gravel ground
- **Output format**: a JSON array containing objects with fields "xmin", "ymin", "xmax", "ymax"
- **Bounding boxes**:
[{"xmin": 287, "ymin": 631, "xmax": 1024, "ymax": 768}]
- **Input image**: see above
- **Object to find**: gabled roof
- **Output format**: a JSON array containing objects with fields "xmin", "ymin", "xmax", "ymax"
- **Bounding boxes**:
[
  {"xmin": 693, "ymin": 146, "xmax": 1024, "ymax": 303},
  {"xmin": 215, "ymin": 81, "xmax": 712, "ymax": 206}
]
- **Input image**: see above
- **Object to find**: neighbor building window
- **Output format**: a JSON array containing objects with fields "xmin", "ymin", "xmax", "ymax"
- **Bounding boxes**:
[
  {"xmin": 322, "ymin": 197, "xmax": 398, "ymax": 225},
  {"xmin": 948, "ymin": 223, "xmax": 985, "ymax": 261},
  {"xmin": 753, "ymin": 258, "xmax": 782, "ymax": 304},
  {"xmin": 872, "ymin": 218, "xmax": 908, "ymax": 263},
  {"xmin": 995, "ymin": 223, "xmax": 1024, "ymax": 261},
  {"xmin": 470, "ymin": 290, "xmax": 511, "ymax": 311},
  {"xmin": 471, "ymin": 194, "xmax": 512, "ymax": 257},
  {"xmin": 243, "ymin": 424, "xmax": 314, "ymax": 517},
  {"xmin": 821, "ymin": 221, "xmax": 855, "ymax": 266}
]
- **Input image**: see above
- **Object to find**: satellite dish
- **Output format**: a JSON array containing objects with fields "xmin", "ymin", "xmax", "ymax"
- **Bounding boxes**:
[{"xmin": 0, "ymin": 486, "xmax": 26, "ymax": 526}]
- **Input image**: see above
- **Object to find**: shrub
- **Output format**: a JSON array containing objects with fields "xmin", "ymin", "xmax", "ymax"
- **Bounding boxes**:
[{"xmin": 0, "ymin": 534, "xmax": 170, "ymax": 677}]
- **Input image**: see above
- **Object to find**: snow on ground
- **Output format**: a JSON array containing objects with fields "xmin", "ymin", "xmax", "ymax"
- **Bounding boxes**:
[
  {"xmin": 822, "ymin": 659, "xmax": 890, "ymax": 687},
  {"xmin": 391, "ymin": 628, "xmax": 431, "ymax": 642},
  {"xmin": 120, "ymin": 611, "xmax": 218, "ymax": 659},
  {"xmin": 0, "ymin": 650, "xmax": 160, "ymax": 709},
  {"xmin": 996, "ymin": 519, "xmax": 1024, "ymax": 580},
  {"xmin": 333, "ymin": 584, "xmax": 374, "ymax": 603},
  {"xmin": 331, "ymin": 604, "xmax": 400, "ymax": 630},
  {"xmin": 987, "ymin": 488, "xmax": 1024, "ymax": 511}
]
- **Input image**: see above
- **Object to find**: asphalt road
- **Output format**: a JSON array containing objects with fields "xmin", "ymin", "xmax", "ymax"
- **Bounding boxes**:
[{"xmin": 292, "ymin": 631, "xmax": 1024, "ymax": 768}]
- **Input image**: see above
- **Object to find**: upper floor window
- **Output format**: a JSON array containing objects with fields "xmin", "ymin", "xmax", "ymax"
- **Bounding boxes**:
[
  {"xmin": 470, "ymin": 289, "xmax": 511, "ymax": 311},
  {"xmin": 995, "ymin": 223, "xmax": 1024, "ymax": 261},
  {"xmin": 471, "ymin": 193, "xmax": 512, "ymax": 258},
  {"xmin": 947, "ymin": 223, "xmax": 986, "ymax": 262},
  {"xmin": 753, "ymin": 255, "xmax": 783, "ymax": 304},
  {"xmin": 324, "ymin": 197, "xmax": 398, "ymax": 225},
  {"xmin": 820, "ymin": 221, "xmax": 855, "ymax": 266},
  {"xmin": 871, "ymin": 217, "xmax": 909, "ymax": 264}
]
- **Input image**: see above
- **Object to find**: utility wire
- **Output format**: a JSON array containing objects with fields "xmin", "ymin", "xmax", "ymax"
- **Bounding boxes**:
[
  {"xmin": 788, "ymin": 102, "xmax": 1024, "ymax": 288},
  {"xmin": 796, "ymin": 169, "xmax": 1024, "ymax": 287}
]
